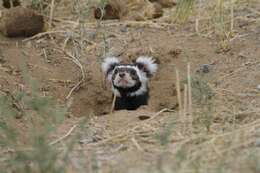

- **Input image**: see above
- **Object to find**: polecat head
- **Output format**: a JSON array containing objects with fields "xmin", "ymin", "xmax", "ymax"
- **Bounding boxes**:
[{"xmin": 102, "ymin": 56, "xmax": 158, "ymax": 97}]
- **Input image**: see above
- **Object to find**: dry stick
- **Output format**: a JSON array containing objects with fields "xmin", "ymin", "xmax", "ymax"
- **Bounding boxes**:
[
  {"xmin": 145, "ymin": 108, "xmax": 173, "ymax": 122},
  {"xmin": 10, "ymin": 0, "xmax": 14, "ymax": 8},
  {"xmin": 183, "ymin": 84, "xmax": 188, "ymax": 131},
  {"xmin": 183, "ymin": 84, "xmax": 188, "ymax": 117},
  {"xmin": 22, "ymin": 30, "xmax": 67, "ymax": 42},
  {"xmin": 110, "ymin": 94, "xmax": 116, "ymax": 114},
  {"xmin": 84, "ymin": 21, "xmax": 175, "ymax": 29},
  {"xmin": 49, "ymin": 124, "xmax": 78, "ymax": 145},
  {"xmin": 187, "ymin": 63, "xmax": 193, "ymax": 128},
  {"xmin": 56, "ymin": 49, "xmax": 86, "ymax": 99},
  {"xmin": 176, "ymin": 69, "xmax": 182, "ymax": 116},
  {"xmin": 230, "ymin": 0, "xmax": 234, "ymax": 32},
  {"xmin": 131, "ymin": 137, "xmax": 144, "ymax": 152},
  {"xmin": 195, "ymin": 0, "xmax": 202, "ymax": 34},
  {"xmin": 49, "ymin": 0, "xmax": 55, "ymax": 29}
]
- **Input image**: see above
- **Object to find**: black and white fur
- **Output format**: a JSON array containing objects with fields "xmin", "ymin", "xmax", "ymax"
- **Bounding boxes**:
[{"xmin": 102, "ymin": 56, "xmax": 157, "ymax": 110}]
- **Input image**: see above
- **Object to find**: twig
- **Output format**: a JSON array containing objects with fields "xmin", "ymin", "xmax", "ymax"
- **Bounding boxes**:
[
  {"xmin": 183, "ymin": 84, "xmax": 188, "ymax": 117},
  {"xmin": 131, "ymin": 137, "xmax": 144, "ymax": 152},
  {"xmin": 10, "ymin": 0, "xmax": 13, "ymax": 8},
  {"xmin": 42, "ymin": 48, "xmax": 50, "ymax": 63},
  {"xmin": 187, "ymin": 63, "xmax": 192, "ymax": 117},
  {"xmin": 110, "ymin": 94, "xmax": 116, "ymax": 114},
  {"xmin": 47, "ymin": 78, "xmax": 73, "ymax": 84},
  {"xmin": 55, "ymin": 48, "xmax": 86, "ymax": 99},
  {"xmin": 88, "ymin": 133, "xmax": 128, "ymax": 147},
  {"xmin": 195, "ymin": 0, "xmax": 202, "ymax": 34},
  {"xmin": 183, "ymin": 84, "xmax": 188, "ymax": 131},
  {"xmin": 230, "ymin": 0, "xmax": 234, "ymax": 32},
  {"xmin": 49, "ymin": 0, "xmax": 55, "ymax": 29},
  {"xmin": 84, "ymin": 21, "xmax": 176, "ymax": 29},
  {"xmin": 22, "ymin": 30, "xmax": 67, "ymax": 42},
  {"xmin": 146, "ymin": 108, "xmax": 174, "ymax": 122},
  {"xmin": 176, "ymin": 69, "xmax": 182, "ymax": 116},
  {"xmin": 49, "ymin": 124, "xmax": 78, "ymax": 145}
]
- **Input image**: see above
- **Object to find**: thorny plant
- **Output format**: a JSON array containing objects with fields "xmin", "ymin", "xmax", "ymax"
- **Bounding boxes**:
[{"xmin": 190, "ymin": 75, "xmax": 214, "ymax": 132}]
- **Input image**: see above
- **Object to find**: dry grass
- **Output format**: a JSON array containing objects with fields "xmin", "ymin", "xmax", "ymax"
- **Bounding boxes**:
[{"xmin": 0, "ymin": 0, "xmax": 260, "ymax": 173}]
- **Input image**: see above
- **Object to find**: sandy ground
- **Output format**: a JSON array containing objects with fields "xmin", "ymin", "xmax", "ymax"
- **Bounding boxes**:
[{"xmin": 0, "ymin": 0, "xmax": 260, "ymax": 172}]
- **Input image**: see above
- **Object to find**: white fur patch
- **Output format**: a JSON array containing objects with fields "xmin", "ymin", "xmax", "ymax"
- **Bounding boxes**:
[
  {"xmin": 129, "ymin": 82, "xmax": 148, "ymax": 97},
  {"xmin": 111, "ymin": 65, "xmax": 149, "ymax": 97},
  {"xmin": 136, "ymin": 56, "xmax": 158, "ymax": 74},
  {"xmin": 101, "ymin": 57, "xmax": 120, "ymax": 75}
]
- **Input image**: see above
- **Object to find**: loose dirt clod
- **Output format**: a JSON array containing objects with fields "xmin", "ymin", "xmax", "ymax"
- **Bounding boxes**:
[
  {"xmin": 2, "ymin": 0, "xmax": 20, "ymax": 8},
  {"xmin": 0, "ymin": 7, "xmax": 44, "ymax": 37},
  {"xmin": 138, "ymin": 115, "xmax": 151, "ymax": 120},
  {"xmin": 94, "ymin": 0, "xmax": 163, "ymax": 21}
]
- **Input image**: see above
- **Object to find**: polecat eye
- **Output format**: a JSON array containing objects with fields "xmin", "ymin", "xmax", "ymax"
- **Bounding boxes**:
[
  {"xmin": 130, "ymin": 70, "xmax": 137, "ymax": 76},
  {"xmin": 114, "ymin": 68, "xmax": 118, "ymax": 73},
  {"xmin": 136, "ymin": 63, "xmax": 144, "ymax": 70}
]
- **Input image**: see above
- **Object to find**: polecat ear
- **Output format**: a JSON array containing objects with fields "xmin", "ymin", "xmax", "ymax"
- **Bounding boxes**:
[
  {"xmin": 101, "ymin": 57, "xmax": 120, "ymax": 77},
  {"xmin": 135, "ymin": 56, "xmax": 158, "ymax": 77}
]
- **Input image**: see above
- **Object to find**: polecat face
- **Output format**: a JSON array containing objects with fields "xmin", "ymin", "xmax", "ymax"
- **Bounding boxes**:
[
  {"xmin": 112, "ymin": 65, "xmax": 140, "ymax": 88},
  {"xmin": 102, "ymin": 56, "xmax": 157, "ymax": 97}
]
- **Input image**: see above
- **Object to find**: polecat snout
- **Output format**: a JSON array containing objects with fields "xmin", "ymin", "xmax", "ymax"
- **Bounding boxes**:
[{"xmin": 102, "ymin": 56, "xmax": 158, "ymax": 110}]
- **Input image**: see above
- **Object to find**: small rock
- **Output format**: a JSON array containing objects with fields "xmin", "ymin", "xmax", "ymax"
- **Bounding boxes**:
[
  {"xmin": 257, "ymin": 84, "xmax": 260, "ymax": 91},
  {"xmin": 120, "ymin": 25, "xmax": 128, "ymax": 32},
  {"xmin": 201, "ymin": 64, "xmax": 210, "ymax": 73},
  {"xmin": 94, "ymin": 3, "xmax": 120, "ymax": 20},
  {"xmin": 197, "ymin": 64, "xmax": 210, "ymax": 74},
  {"xmin": 138, "ymin": 115, "xmax": 151, "ymax": 120}
]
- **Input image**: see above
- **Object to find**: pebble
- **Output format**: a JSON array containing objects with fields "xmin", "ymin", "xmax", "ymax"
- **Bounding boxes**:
[
  {"xmin": 197, "ymin": 64, "xmax": 210, "ymax": 74},
  {"xmin": 138, "ymin": 115, "xmax": 151, "ymax": 120},
  {"xmin": 120, "ymin": 25, "xmax": 128, "ymax": 32},
  {"xmin": 257, "ymin": 84, "xmax": 260, "ymax": 91}
]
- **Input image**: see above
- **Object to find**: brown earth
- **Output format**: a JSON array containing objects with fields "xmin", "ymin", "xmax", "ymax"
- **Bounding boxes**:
[
  {"xmin": 0, "ymin": 0, "xmax": 260, "ymax": 172},
  {"xmin": 93, "ymin": 0, "xmax": 176, "ymax": 20}
]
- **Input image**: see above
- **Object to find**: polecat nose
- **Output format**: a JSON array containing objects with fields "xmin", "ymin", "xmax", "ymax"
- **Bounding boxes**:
[{"xmin": 119, "ymin": 73, "xmax": 125, "ymax": 78}]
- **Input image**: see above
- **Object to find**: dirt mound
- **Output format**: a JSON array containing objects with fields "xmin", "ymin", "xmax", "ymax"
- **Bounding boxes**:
[
  {"xmin": 0, "ymin": 25, "xmax": 216, "ymax": 117},
  {"xmin": 94, "ymin": 0, "xmax": 164, "ymax": 21},
  {"xmin": 0, "ymin": 7, "xmax": 44, "ymax": 37}
]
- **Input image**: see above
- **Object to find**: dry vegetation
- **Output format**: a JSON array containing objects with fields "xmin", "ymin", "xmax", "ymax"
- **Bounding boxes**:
[{"xmin": 0, "ymin": 0, "xmax": 260, "ymax": 173}]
